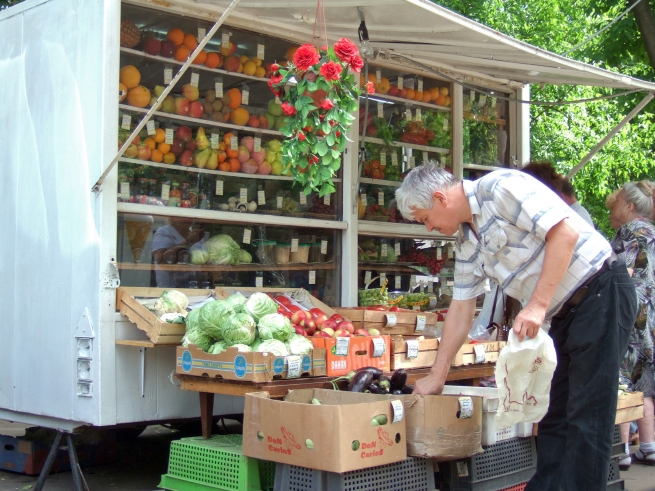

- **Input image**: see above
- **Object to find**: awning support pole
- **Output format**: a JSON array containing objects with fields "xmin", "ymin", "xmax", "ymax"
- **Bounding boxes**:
[
  {"xmin": 567, "ymin": 92, "xmax": 654, "ymax": 178},
  {"xmin": 92, "ymin": 0, "xmax": 242, "ymax": 193}
]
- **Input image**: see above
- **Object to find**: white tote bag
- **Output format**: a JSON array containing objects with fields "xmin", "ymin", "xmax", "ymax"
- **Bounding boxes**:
[{"xmin": 494, "ymin": 329, "xmax": 557, "ymax": 430}]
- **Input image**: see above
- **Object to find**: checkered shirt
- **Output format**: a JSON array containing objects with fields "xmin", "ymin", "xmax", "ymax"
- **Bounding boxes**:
[{"xmin": 454, "ymin": 170, "xmax": 612, "ymax": 319}]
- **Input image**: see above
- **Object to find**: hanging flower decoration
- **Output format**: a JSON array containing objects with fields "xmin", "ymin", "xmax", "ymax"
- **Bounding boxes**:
[{"xmin": 269, "ymin": 38, "xmax": 371, "ymax": 197}]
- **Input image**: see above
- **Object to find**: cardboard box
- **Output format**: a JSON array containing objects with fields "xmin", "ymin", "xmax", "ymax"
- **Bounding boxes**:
[
  {"xmin": 243, "ymin": 389, "xmax": 407, "ymax": 473},
  {"xmin": 451, "ymin": 340, "xmax": 505, "ymax": 366},
  {"xmin": 616, "ymin": 391, "xmax": 644, "ymax": 424},
  {"xmin": 176, "ymin": 344, "xmax": 326, "ymax": 382},
  {"xmin": 331, "ymin": 390, "xmax": 483, "ymax": 460},
  {"xmin": 391, "ymin": 336, "xmax": 439, "ymax": 370},
  {"xmin": 335, "ymin": 308, "xmax": 442, "ymax": 336},
  {"xmin": 310, "ymin": 335, "xmax": 391, "ymax": 376}
]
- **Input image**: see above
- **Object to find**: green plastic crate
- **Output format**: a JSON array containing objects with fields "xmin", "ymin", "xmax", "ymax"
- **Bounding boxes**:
[{"xmin": 159, "ymin": 434, "xmax": 275, "ymax": 491}]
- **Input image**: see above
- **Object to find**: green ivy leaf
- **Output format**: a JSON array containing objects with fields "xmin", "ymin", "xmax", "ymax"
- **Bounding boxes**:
[
  {"xmin": 326, "ymin": 133, "xmax": 335, "ymax": 146},
  {"xmin": 331, "ymin": 148, "xmax": 341, "ymax": 159},
  {"xmin": 308, "ymin": 82, "xmax": 318, "ymax": 91},
  {"xmin": 316, "ymin": 140, "xmax": 329, "ymax": 156},
  {"xmin": 322, "ymin": 153, "xmax": 333, "ymax": 166},
  {"xmin": 329, "ymin": 158, "xmax": 341, "ymax": 171},
  {"xmin": 322, "ymin": 121, "xmax": 332, "ymax": 134}
]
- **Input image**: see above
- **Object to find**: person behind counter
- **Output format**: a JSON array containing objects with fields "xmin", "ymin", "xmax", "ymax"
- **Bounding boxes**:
[
  {"xmin": 152, "ymin": 218, "xmax": 206, "ymax": 287},
  {"xmin": 395, "ymin": 163, "xmax": 637, "ymax": 490}
]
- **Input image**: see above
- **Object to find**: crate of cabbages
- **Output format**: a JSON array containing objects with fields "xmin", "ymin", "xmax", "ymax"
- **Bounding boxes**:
[{"xmin": 335, "ymin": 307, "xmax": 442, "ymax": 336}]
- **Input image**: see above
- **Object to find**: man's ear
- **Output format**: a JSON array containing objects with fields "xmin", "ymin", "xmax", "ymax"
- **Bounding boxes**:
[{"xmin": 432, "ymin": 190, "xmax": 447, "ymax": 205}]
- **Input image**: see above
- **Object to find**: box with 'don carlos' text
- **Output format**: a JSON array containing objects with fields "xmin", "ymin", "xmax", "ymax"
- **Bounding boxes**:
[{"xmin": 242, "ymin": 389, "xmax": 407, "ymax": 473}]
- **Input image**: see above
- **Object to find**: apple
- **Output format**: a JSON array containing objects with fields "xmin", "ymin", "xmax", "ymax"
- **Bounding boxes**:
[
  {"xmin": 367, "ymin": 328, "xmax": 381, "ymax": 336},
  {"xmin": 334, "ymin": 329, "xmax": 351, "ymax": 338},
  {"xmin": 314, "ymin": 330, "xmax": 331, "ymax": 338},
  {"xmin": 308, "ymin": 308, "xmax": 325, "ymax": 319},
  {"xmin": 124, "ymin": 144, "xmax": 138, "ymax": 158},
  {"xmin": 170, "ymin": 138, "xmax": 185, "ymax": 156},
  {"xmin": 321, "ymin": 327, "xmax": 335, "ymax": 338},
  {"xmin": 321, "ymin": 319, "xmax": 337, "ymax": 332},
  {"xmin": 336, "ymin": 321, "xmax": 354, "ymax": 334},
  {"xmin": 294, "ymin": 325, "xmax": 307, "ymax": 336},
  {"xmin": 179, "ymin": 150, "xmax": 194, "ymax": 166},
  {"xmin": 354, "ymin": 328, "xmax": 370, "ymax": 337},
  {"xmin": 304, "ymin": 320, "xmax": 317, "ymax": 336},
  {"xmin": 136, "ymin": 144, "xmax": 151, "ymax": 161},
  {"xmin": 329, "ymin": 314, "xmax": 344, "ymax": 324},
  {"xmin": 291, "ymin": 310, "xmax": 307, "ymax": 326},
  {"xmin": 314, "ymin": 314, "xmax": 328, "ymax": 329},
  {"xmin": 188, "ymin": 101, "xmax": 204, "ymax": 119},
  {"xmin": 182, "ymin": 84, "xmax": 199, "ymax": 102},
  {"xmin": 174, "ymin": 97, "xmax": 190, "ymax": 116},
  {"xmin": 160, "ymin": 40, "xmax": 176, "ymax": 58}
]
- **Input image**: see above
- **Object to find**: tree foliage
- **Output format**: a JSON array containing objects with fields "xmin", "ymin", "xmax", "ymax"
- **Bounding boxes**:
[{"xmin": 436, "ymin": 0, "xmax": 655, "ymax": 237}]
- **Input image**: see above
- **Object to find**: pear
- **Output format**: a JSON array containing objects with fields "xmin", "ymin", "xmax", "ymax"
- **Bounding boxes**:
[
  {"xmin": 194, "ymin": 148, "xmax": 212, "ymax": 169},
  {"xmin": 205, "ymin": 149, "xmax": 219, "ymax": 170},
  {"xmin": 195, "ymin": 127, "xmax": 210, "ymax": 151},
  {"xmin": 154, "ymin": 85, "xmax": 166, "ymax": 97}
]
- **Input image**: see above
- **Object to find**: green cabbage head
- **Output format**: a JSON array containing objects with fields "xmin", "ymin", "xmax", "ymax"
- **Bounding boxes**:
[
  {"xmin": 206, "ymin": 235, "xmax": 240, "ymax": 265},
  {"xmin": 154, "ymin": 290, "xmax": 188, "ymax": 317},
  {"xmin": 224, "ymin": 292, "xmax": 247, "ymax": 313},
  {"xmin": 286, "ymin": 333, "xmax": 314, "ymax": 355},
  {"xmin": 244, "ymin": 292, "xmax": 278, "ymax": 322},
  {"xmin": 255, "ymin": 339, "xmax": 289, "ymax": 357},
  {"xmin": 198, "ymin": 300, "xmax": 234, "ymax": 339},
  {"xmin": 183, "ymin": 328, "xmax": 214, "ymax": 352},
  {"xmin": 257, "ymin": 313, "xmax": 292, "ymax": 342},
  {"xmin": 222, "ymin": 313, "xmax": 257, "ymax": 346}
]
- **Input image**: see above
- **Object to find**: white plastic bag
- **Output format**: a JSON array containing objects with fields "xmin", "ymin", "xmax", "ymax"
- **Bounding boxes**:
[{"xmin": 494, "ymin": 329, "xmax": 557, "ymax": 430}]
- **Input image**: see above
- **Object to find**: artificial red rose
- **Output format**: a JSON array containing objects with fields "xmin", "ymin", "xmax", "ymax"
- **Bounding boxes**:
[
  {"xmin": 293, "ymin": 44, "xmax": 320, "ymax": 71},
  {"xmin": 319, "ymin": 99, "xmax": 335, "ymax": 111},
  {"xmin": 269, "ymin": 73, "xmax": 283, "ymax": 85},
  {"xmin": 271, "ymin": 63, "xmax": 279, "ymax": 72},
  {"xmin": 334, "ymin": 38, "xmax": 359, "ymax": 63},
  {"xmin": 298, "ymin": 131, "xmax": 306, "ymax": 141},
  {"xmin": 268, "ymin": 81, "xmax": 282, "ymax": 97},
  {"xmin": 364, "ymin": 81, "xmax": 375, "ymax": 94},
  {"xmin": 281, "ymin": 102, "xmax": 296, "ymax": 116},
  {"xmin": 350, "ymin": 55, "xmax": 364, "ymax": 73},
  {"xmin": 319, "ymin": 61, "xmax": 343, "ymax": 82}
]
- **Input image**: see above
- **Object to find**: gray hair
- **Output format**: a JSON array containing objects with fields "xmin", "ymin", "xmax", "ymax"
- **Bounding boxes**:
[
  {"xmin": 395, "ymin": 162, "xmax": 461, "ymax": 220},
  {"xmin": 621, "ymin": 180, "xmax": 654, "ymax": 218}
]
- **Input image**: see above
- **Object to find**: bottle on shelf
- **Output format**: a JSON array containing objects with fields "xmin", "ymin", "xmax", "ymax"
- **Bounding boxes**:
[{"xmin": 168, "ymin": 182, "xmax": 181, "ymax": 207}]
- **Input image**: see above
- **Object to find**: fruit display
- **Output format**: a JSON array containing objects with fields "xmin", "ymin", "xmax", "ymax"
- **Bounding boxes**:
[
  {"xmin": 399, "ymin": 245, "xmax": 444, "ymax": 275},
  {"xmin": 360, "ymin": 72, "xmax": 451, "ymax": 108},
  {"xmin": 358, "ymin": 288, "xmax": 389, "ymax": 307}
]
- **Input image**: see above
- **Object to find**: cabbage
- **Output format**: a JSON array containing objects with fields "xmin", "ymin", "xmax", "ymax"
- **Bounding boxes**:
[
  {"xmin": 191, "ymin": 249, "xmax": 209, "ymax": 264},
  {"xmin": 251, "ymin": 337, "xmax": 263, "ymax": 352},
  {"xmin": 183, "ymin": 328, "xmax": 214, "ymax": 352},
  {"xmin": 238, "ymin": 249, "xmax": 252, "ymax": 264},
  {"xmin": 185, "ymin": 308, "xmax": 201, "ymax": 331},
  {"xmin": 222, "ymin": 313, "xmax": 257, "ymax": 346},
  {"xmin": 225, "ymin": 292, "xmax": 247, "ymax": 313},
  {"xmin": 153, "ymin": 290, "xmax": 189, "ymax": 317},
  {"xmin": 198, "ymin": 300, "xmax": 235, "ymax": 339},
  {"xmin": 209, "ymin": 340, "xmax": 228, "ymax": 354},
  {"xmin": 257, "ymin": 313, "xmax": 293, "ymax": 341},
  {"xmin": 160, "ymin": 312, "xmax": 186, "ymax": 324},
  {"xmin": 255, "ymin": 339, "xmax": 289, "ymax": 357},
  {"xmin": 286, "ymin": 333, "xmax": 314, "ymax": 355},
  {"xmin": 230, "ymin": 344, "xmax": 252, "ymax": 353},
  {"xmin": 244, "ymin": 292, "xmax": 278, "ymax": 322},
  {"xmin": 206, "ymin": 235, "xmax": 240, "ymax": 265}
]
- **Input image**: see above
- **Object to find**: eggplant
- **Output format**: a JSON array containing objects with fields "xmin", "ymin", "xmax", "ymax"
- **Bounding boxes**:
[
  {"xmin": 348, "ymin": 371, "xmax": 375, "ymax": 392},
  {"xmin": 378, "ymin": 377, "xmax": 391, "ymax": 393},
  {"xmin": 401, "ymin": 385, "xmax": 414, "ymax": 394},
  {"xmin": 391, "ymin": 389, "xmax": 403, "ymax": 395},
  {"xmin": 355, "ymin": 366, "xmax": 384, "ymax": 381},
  {"xmin": 390, "ymin": 369, "xmax": 408, "ymax": 391},
  {"xmin": 367, "ymin": 382, "xmax": 383, "ymax": 394}
]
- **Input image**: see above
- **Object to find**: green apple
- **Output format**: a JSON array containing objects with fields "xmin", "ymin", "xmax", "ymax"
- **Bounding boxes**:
[{"xmin": 267, "ymin": 100, "xmax": 283, "ymax": 117}]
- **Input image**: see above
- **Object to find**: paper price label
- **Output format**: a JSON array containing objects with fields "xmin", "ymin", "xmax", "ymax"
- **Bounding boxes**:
[
  {"xmin": 299, "ymin": 193, "xmax": 307, "ymax": 205},
  {"xmin": 323, "ymin": 194, "xmax": 330, "ymax": 206},
  {"xmin": 210, "ymin": 133, "xmax": 219, "ymax": 149},
  {"xmin": 365, "ymin": 270, "xmax": 372, "ymax": 284},
  {"xmin": 394, "ymin": 275, "xmax": 401, "ymax": 289},
  {"xmin": 376, "ymin": 69, "xmax": 381, "ymax": 84},
  {"xmin": 120, "ymin": 182, "xmax": 130, "ymax": 199},
  {"xmin": 457, "ymin": 461, "xmax": 469, "ymax": 477},
  {"xmin": 286, "ymin": 356, "xmax": 302, "ymax": 379},
  {"xmin": 255, "ymin": 276, "xmax": 263, "ymax": 288},
  {"xmin": 377, "ymin": 192, "xmax": 384, "ymax": 206},
  {"xmin": 275, "ymin": 95, "xmax": 281, "ymax": 104},
  {"xmin": 394, "ymin": 242, "xmax": 401, "ymax": 255},
  {"xmin": 335, "ymin": 337, "xmax": 350, "ymax": 356},
  {"xmin": 164, "ymin": 67, "xmax": 173, "ymax": 85},
  {"xmin": 257, "ymin": 190, "xmax": 266, "ymax": 205},
  {"xmin": 391, "ymin": 152, "xmax": 398, "ymax": 166},
  {"xmin": 469, "ymin": 90, "xmax": 476, "ymax": 102},
  {"xmin": 165, "ymin": 128, "xmax": 174, "ymax": 144},
  {"xmin": 415, "ymin": 315, "xmax": 426, "ymax": 333},
  {"xmin": 458, "ymin": 396, "xmax": 473, "ymax": 419},
  {"xmin": 309, "ymin": 270, "xmax": 316, "ymax": 285},
  {"xmin": 257, "ymin": 44, "xmax": 265, "ymax": 60},
  {"xmin": 380, "ymin": 243, "xmax": 388, "ymax": 257},
  {"xmin": 473, "ymin": 344, "xmax": 486, "ymax": 363},
  {"xmin": 380, "ymin": 151, "xmax": 387, "ymax": 165},
  {"xmin": 276, "ymin": 196, "xmax": 283, "ymax": 209},
  {"xmin": 243, "ymin": 228, "xmax": 251, "ymax": 244},
  {"xmin": 230, "ymin": 136, "xmax": 238, "ymax": 151},
  {"xmin": 377, "ymin": 102, "xmax": 384, "ymax": 118},
  {"xmin": 405, "ymin": 108, "xmax": 412, "ymax": 121},
  {"xmin": 222, "ymin": 32, "xmax": 230, "ymax": 46},
  {"xmin": 491, "ymin": 96, "xmax": 497, "ymax": 108},
  {"xmin": 320, "ymin": 240, "xmax": 328, "ymax": 254},
  {"xmin": 239, "ymin": 188, "xmax": 248, "ymax": 204},
  {"xmin": 241, "ymin": 87, "xmax": 249, "ymax": 105},
  {"xmin": 161, "ymin": 184, "xmax": 170, "ymax": 201},
  {"xmin": 437, "ymin": 248, "xmax": 442, "ymax": 260},
  {"xmin": 410, "ymin": 275, "xmax": 417, "ymax": 286},
  {"xmin": 444, "ymin": 118, "xmax": 450, "ymax": 131},
  {"xmin": 417, "ymin": 78, "xmax": 423, "ymax": 93},
  {"xmin": 190, "ymin": 72, "xmax": 200, "ymax": 88},
  {"xmin": 479, "ymin": 94, "xmax": 487, "ymax": 107},
  {"xmin": 397, "ymin": 75, "xmax": 404, "ymax": 90},
  {"xmin": 385, "ymin": 313, "xmax": 397, "ymax": 328},
  {"xmin": 409, "ymin": 156, "xmax": 416, "ymax": 169},
  {"xmin": 215, "ymin": 180, "xmax": 224, "ymax": 195},
  {"xmin": 415, "ymin": 107, "xmax": 422, "ymax": 121},
  {"xmin": 197, "ymin": 27, "xmax": 206, "ymax": 40},
  {"xmin": 215, "ymin": 79, "xmax": 223, "ymax": 98},
  {"xmin": 291, "ymin": 238, "xmax": 299, "ymax": 253},
  {"xmin": 413, "ymin": 305, "xmax": 421, "ymax": 311},
  {"xmin": 360, "ymin": 193, "xmax": 367, "ymax": 206},
  {"xmin": 406, "ymin": 339, "xmax": 419, "ymax": 359},
  {"xmin": 429, "ymin": 296, "xmax": 438, "ymax": 309},
  {"xmin": 427, "ymin": 282, "xmax": 434, "ymax": 293},
  {"xmin": 380, "ymin": 272, "xmax": 386, "ymax": 286},
  {"xmin": 146, "ymin": 120, "xmax": 155, "ymax": 135},
  {"xmin": 391, "ymin": 400, "xmax": 404, "ymax": 423},
  {"xmin": 372, "ymin": 338, "xmax": 386, "ymax": 357},
  {"xmin": 448, "ymin": 248, "xmax": 454, "ymax": 259},
  {"xmin": 421, "ymin": 152, "xmax": 429, "ymax": 164},
  {"xmin": 121, "ymin": 114, "xmax": 131, "ymax": 130},
  {"xmin": 254, "ymin": 136, "xmax": 261, "ymax": 152}
]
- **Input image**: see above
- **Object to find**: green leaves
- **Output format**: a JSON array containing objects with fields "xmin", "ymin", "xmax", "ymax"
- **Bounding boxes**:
[{"xmin": 315, "ymin": 140, "xmax": 329, "ymax": 156}]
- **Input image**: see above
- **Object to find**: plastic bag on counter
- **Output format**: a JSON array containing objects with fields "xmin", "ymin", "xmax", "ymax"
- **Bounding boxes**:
[{"xmin": 494, "ymin": 329, "xmax": 557, "ymax": 429}]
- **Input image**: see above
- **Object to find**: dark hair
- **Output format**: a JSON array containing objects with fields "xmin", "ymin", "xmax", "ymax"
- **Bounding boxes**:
[
  {"xmin": 560, "ymin": 179, "xmax": 575, "ymax": 198},
  {"xmin": 521, "ymin": 161, "xmax": 564, "ymax": 195}
]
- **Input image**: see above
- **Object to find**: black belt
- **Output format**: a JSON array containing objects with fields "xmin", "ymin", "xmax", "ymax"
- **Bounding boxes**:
[{"xmin": 553, "ymin": 253, "xmax": 619, "ymax": 320}]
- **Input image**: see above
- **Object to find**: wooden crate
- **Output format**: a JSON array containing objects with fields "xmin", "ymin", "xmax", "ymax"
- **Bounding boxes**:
[
  {"xmin": 451, "ymin": 341, "xmax": 505, "ymax": 366},
  {"xmin": 391, "ymin": 336, "xmax": 439, "ymax": 370},
  {"xmin": 616, "ymin": 391, "xmax": 644, "ymax": 424},
  {"xmin": 334, "ymin": 308, "xmax": 442, "ymax": 335}
]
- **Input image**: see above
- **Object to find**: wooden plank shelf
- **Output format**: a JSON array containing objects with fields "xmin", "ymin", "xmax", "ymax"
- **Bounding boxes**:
[{"xmin": 118, "ymin": 262, "xmax": 336, "ymax": 272}]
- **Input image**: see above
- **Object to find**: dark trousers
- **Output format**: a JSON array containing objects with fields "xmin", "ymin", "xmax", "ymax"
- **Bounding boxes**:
[{"xmin": 525, "ymin": 262, "xmax": 636, "ymax": 491}]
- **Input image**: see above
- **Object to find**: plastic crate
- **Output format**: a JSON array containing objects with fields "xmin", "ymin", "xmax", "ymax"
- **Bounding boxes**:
[
  {"xmin": 273, "ymin": 457, "xmax": 436, "ymax": 491},
  {"xmin": 611, "ymin": 425, "xmax": 624, "ymax": 457},
  {"xmin": 498, "ymin": 483, "xmax": 527, "ymax": 491},
  {"xmin": 159, "ymin": 435, "xmax": 275, "ymax": 491}
]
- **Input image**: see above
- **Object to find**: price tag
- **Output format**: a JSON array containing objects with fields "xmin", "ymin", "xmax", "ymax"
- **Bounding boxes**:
[
  {"xmin": 360, "ymin": 193, "xmax": 367, "ymax": 206},
  {"xmin": 391, "ymin": 400, "xmax": 404, "ymax": 423},
  {"xmin": 405, "ymin": 108, "xmax": 412, "ymax": 121},
  {"xmin": 256, "ymin": 276, "xmax": 263, "ymax": 287},
  {"xmin": 146, "ymin": 120, "xmax": 155, "ymax": 135},
  {"xmin": 257, "ymin": 44, "xmax": 265, "ymax": 60},
  {"xmin": 409, "ymin": 156, "xmax": 416, "ymax": 169},
  {"xmin": 391, "ymin": 152, "xmax": 398, "ymax": 166},
  {"xmin": 286, "ymin": 356, "xmax": 302, "ymax": 378},
  {"xmin": 478, "ymin": 94, "xmax": 487, "ymax": 107},
  {"xmin": 413, "ymin": 305, "xmax": 421, "ymax": 311},
  {"xmin": 377, "ymin": 192, "xmax": 384, "ymax": 206},
  {"xmin": 372, "ymin": 338, "xmax": 386, "ymax": 357},
  {"xmin": 470, "ymin": 90, "xmax": 476, "ymax": 102},
  {"xmin": 385, "ymin": 313, "xmax": 397, "ymax": 328},
  {"xmin": 458, "ymin": 396, "xmax": 473, "ymax": 419},
  {"xmin": 309, "ymin": 270, "xmax": 316, "ymax": 285},
  {"xmin": 276, "ymin": 196, "xmax": 283, "ymax": 209},
  {"xmin": 321, "ymin": 240, "xmax": 328, "ymax": 254},
  {"xmin": 222, "ymin": 32, "xmax": 230, "ymax": 46},
  {"xmin": 457, "ymin": 461, "xmax": 470, "ymax": 477},
  {"xmin": 243, "ymin": 228, "xmax": 252, "ymax": 244},
  {"xmin": 121, "ymin": 114, "xmax": 131, "ymax": 130},
  {"xmin": 197, "ymin": 27, "xmax": 206, "ymax": 41},
  {"xmin": 427, "ymin": 282, "xmax": 434, "ymax": 293},
  {"xmin": 161, "ymin": 183, "xmax": 170, "ymax": 201},
  {"xmin": 164, "ymin": 67, "xmax": 173, "ymax": 85},
  {"xmin": 335, "ymin": 337, "xmax": 350, "ymax": 356},
  {"xmin": 210, "ymin": 132, "xmax": 219, "ymax": 149},
  {"xmin": 291, "ymin": 238, "xmax": 299, "ymax": 252},
  {"xmin": 230, "ymin": 135, "xmax": 238, "ymax": 151},
  {"xmin": 377, "ymin": 102, "xmax": 384, "ymax": 118},
  {"xmin": 380, "ymin": 243, "xmax": 388, "ymax": 257},
  {"xmin": 165, "ymin": 128, "xmax": 174, "ymax": 144},
  {"xmin": 491, "ymin": 97, "xmax": 497, "ymax": 108},
  {"xmin": 418, "ymin": 78, "xmax": 424, "ymax": 93},
  {"xmin": 397, "ymin": 75, "xmax": 404, "ymax": 90},
  {"xmin": 257, "ymin": 190, "xmax": 266, "ymax": 205},
  {"xmin": 239, "ymin": 187, "xmax": 247, "ymax": 204},
  {"xmin": 406, "ymin": 339, "xmax": 419, "ymax": 359},
  {"xmin": 380, "ymin": 272, "xmax": 386, "ymax": 286},
  {"xmin": 375, "ymin": 69, "xmax": 381, "ymax": 84},
  {"xmin": 394, "ymin": 275, "xmax": 401, "ymax": 289},
  {"xmin": 437, "ymin": 248, "xmax": 442, "ymax": 260},
  {"xmin": 214, "ymin": 78, "xmax": 224, "ymax": 98},
  {"xmin": 415, "ymin": 107, "xmax": 422, "ymax": 121},
  {"xmin": 120, "ymin": 182, "xmax": 130, "ymax": 199},
  {"xmin": 410, "ymin": 275, "xmax": 417, "ymax": 286},
  {"xmin": 215, "ymin": 180, "xmax": 224, "ymax": 195},
  {"xmin": 429, "ymin": 297, "xmax": 437, "ymax": 309},
  {"xmin": 448, "ymin": 248, "xmax": 454, "ymax": 259},
  {"xmin": 365, "ymin": 270, "xmax": 372, "ymax": 284},
  {"xmin": 323, "ymin": 194, "xmax": 330, "ymax": 206},
  {"xmin": 275, "ymin": 95, "xmax": 281, "ymax": 104},
  {"xmin": 444, "ymin": 118, "xmax": 450, "ymax": 131},
  {"xmin": 190, "ymin": 71, "xmax": 200, "ymax": 88},
  {"xmin": 394, "ymin": 242, "xmax": 401, "ymax": 255},
  {"xmin": 473, "ymin": 344, "xmax": 486, "ymax": 363},
  {"xmin": 254, "ymin": 135, "xmax": 261, "ymax": 152},
  {"xmin": 299, "ymin": 192, "xmax": 307, "ymax": 205},
  {"xmin": 380, "ymin": 151, "xmax": 387, "ymax": 165},
  {"xmin": 241, "ymin": 85, "xmax": 249, "ymax": 105},
  {"xmin": 415, "ymin": 315, "xmax": 426, "ymax": 333}
]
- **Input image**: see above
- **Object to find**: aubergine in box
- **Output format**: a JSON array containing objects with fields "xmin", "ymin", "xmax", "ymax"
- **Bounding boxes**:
[{"xmin": 242, "ymin": 388, "xmax": 407, "ymax": 473}]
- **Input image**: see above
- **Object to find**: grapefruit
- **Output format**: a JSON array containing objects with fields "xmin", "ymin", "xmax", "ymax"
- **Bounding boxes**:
[
  {"xmin": 230, "ymin": 107, "xmax": 250, "ymax": 126},
  {"xmin": 127, "ymin": 86, "xmax": 151, "ymax": 108},
  {"xmin": 119, "ymin": 65, "xmax": 141, "ymax": 89}
]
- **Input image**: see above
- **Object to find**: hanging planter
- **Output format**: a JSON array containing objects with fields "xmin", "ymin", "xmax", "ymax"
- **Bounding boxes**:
[{"xmin": 268, "ymin": 39, "xmax": 375, "ymax": 197}]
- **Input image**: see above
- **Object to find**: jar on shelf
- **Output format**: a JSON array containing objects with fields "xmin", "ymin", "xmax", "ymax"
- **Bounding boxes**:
[
  {"xmin": 275, "ymin": 242, "xmax": 291, "ymax": 264},
  {"xmin": 308, "ymin": 242, "xmax": 325, "ymax": 263},
  {"xmin": 180, "ymin": 182, "xmax": 192, "ymax": 208},
  {"xmin": 253, "ymin": 239, "xmax": 277, "ymax": 264},
  {"xmin": 168, "ymin": 182, "xmax": 181, "ymax": 207},
  {"xmin": 147, "ymin": 179, "xmax": 158, "ymax": 206},
  {"xmin": 189, "ymin": 186, "xmax": 199, "ymax": 208},
  {"xmin": 118, "ymin": 176, "xmax": 132, "ymax": 203},
  {"xmin": 290, "ymin": 243, "xmax": 311, "ymax": 263}
]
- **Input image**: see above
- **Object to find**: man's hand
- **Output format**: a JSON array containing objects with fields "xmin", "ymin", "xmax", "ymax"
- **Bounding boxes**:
[
  {"xmin": 512, "ymin": 302, "xmax": 546, "ymax": 341},
  {"xmin": 413, "ymin": 372, "xmax": 445, "ymax": 395}
]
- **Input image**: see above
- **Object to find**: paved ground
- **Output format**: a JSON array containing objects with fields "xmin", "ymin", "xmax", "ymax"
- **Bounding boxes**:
[{"xmin": 0, "ymin": 420, "xmax": 654, "ymax": 490}]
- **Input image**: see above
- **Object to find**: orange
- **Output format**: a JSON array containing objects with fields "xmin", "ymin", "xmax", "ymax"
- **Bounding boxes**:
[
  {"xmin": 167, "ymin": 28, "xmax": 184, "ymax": 46},
  {"xmin": 157, "ymin": 142, "xmax": 171, "ymax": 154},
  {"xmin": 218, "ymin": 161, "xmax": 231, "ymax": 172},
  {"xmin": 228, "ymin": 158, "xmax": 240, "ymax": 172},
  {"xmin": 183, "ymin": 33, "xmax": 198, "ymax": 51},
  {"xmin": 375, "ymin": 77, "xmax": 390, "ymax": 94},
  {"xmin": 429, "ymin": 87, "xmax": 441, "ymax": 101},
  {"xmin": 435, "ymin": 94, "xmax": 447, "ymax": 106},
  {"xmin": 163, "ymin": 152, "xmax": 176, "ymax": 164},
  {"xmin": 286, "ymin": 46, "xmax": 298, "ymax": 62},
  {"xmin": 226, "ymin": 147, "xmax": 239, "ymax": 159},
  {"xmin": 254, "ymin": 66, "xmax": 266, "ymax": 78},
  {"xmin": 223, "ymin": 132, "xmax": 235, "ymax": 145},
  {"xmin": 223, "ymin": 111, "xmax": 231, "ymax": 123},
  {"xmin": 193, "ymin": 49, "xmax": 207, "ymax": 65},
  {"xmin": 414, "ymin": 91, "xmax": 424, "ymax": 101},
  {"xmin": 150, "ymin": 149, "xmax": 163, "ymax": 162},
  {"xmin": 119, "ymin": 83, "xmax": 127, "ymax": 102},
  {"xmin": 119, "ymin": 65, "xmax": 141, "ymax": 89},
  {"xmin": 226, "ymin": 88, "xmax": 241, "ymax": 109},
  {"xmin": 153, "ymin": 128, "xmax": 166, "ymax": 143},
  {"xmin": 126, "ymin": 86, "xmax": 151, "ymax": 108},
  {"xmin": 422, "ymin": 91, "xmax": 432, "ymax": 103},
  {"xmin": 204, "ymin": 52, "xmax": 222, "ymax": 69},
  {"xmin": 404, "ymin": 88, "xmax": 415, "ymax": 100},
  {"xmin": 439, "ymin": 87, "xmax": 449, "ymax": 96},
  {"xmin": 217, "ymin": 151, "xmax": 227, "ymax": 163},
  {"xmin": 143, "ymin": 137, "xmax": 156, "ymax": 150},
  {"xmin": 359, "ymin": 73, "xmax": 376, "ymax": 87},
  {"xmin": 230, "ymin": 107, "xmax": 250, "ymax": 126},
  {"xmin": 174, "ymin": 45, "xmax": 190, "ymax": 62}
]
